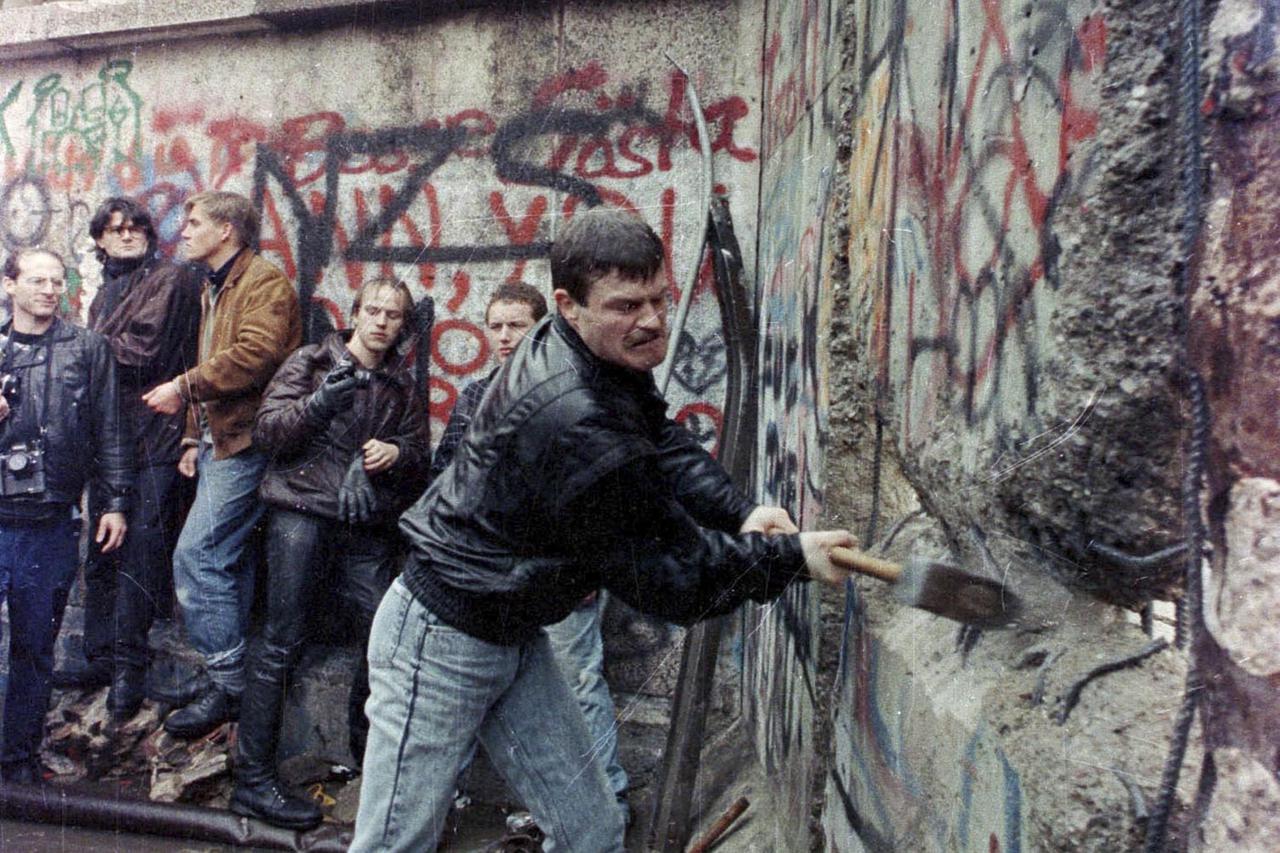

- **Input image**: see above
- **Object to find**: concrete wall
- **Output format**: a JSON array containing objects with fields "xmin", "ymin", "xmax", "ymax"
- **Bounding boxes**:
[
  {"xmin": 742, "ymin": 0, "xmax": 844, "ymax": 849},
  {"xmin": 741, "ymin": 0, "xmax": 1231, "ymax": 850},
  {"xmin": 0, "ymin": 0, "xmax": 760, "ymax": 448},
  {"xmin": 1190, "ymin": 0, "xmax": 1280, "ymax": 847}
]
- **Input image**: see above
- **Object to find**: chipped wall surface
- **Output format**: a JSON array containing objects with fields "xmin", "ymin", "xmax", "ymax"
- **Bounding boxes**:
[
  {"xmin": 1191, "ymin": 0, "xmax": 1280, "ymax": 848},
  {"xmin": 845, "ymin": 0, "xmax": 1187, "ymax": 603},
  {"xmin": 816, "ymin": 0, "xmax": 1212, "ymax": 850}
]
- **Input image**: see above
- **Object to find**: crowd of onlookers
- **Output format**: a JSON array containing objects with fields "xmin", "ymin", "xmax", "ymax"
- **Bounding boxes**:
[{"xmin": 1, "ymin": 197, "xmax": 855, "ymax": 852}]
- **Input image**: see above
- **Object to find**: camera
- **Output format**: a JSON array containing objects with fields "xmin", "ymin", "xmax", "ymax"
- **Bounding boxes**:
[
  {"xmin": 0, "ymin": 441, "xmax": 45, "ymax": 497},
  {"xmin": 0, "ymin": 373, "xmax": 20, "ymax": 405},
  {"xmin": 352, "ymin": 367, "xmax": 373, "ymax": 388}
]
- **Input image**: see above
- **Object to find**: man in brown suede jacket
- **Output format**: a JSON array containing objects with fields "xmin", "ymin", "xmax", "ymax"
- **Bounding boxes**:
[{"xmin": 143, "ymin": 190, "xmax": 301, "ymax": 739}]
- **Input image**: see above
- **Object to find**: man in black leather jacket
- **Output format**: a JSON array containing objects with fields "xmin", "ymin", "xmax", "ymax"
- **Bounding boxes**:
[
  {"xmin": 0, "ymin": 248, "xmax": 131, "ymax": 783},
  {"xmin": 232, "ymin": 277, "xmax": 429, "ymax": 830},
  {"xmin": 351, "ymin": 209, "xmax": 855, "ymax": 853}
]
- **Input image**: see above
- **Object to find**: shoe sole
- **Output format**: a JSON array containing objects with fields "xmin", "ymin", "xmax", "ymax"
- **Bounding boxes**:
[
  {"xmin": 162, "ymin": 720, "xmax": 229, "ymax": 739},
  {"xmin": 229, "ymin": 798, "xmax": 323, "ymax": 831}
]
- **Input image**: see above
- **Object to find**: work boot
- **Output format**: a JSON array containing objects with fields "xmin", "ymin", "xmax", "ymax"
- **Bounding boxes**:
[
  {"xmin": 51, "ymin": 659, "xmax": 111, "ymax": 690},
  {"xmin": 230, "ymin": 778, "xmax": 323, "ymax": 830},
  {"xmin": 163, "ymin": 684, "xmax": 239, "ymax": 739},
  {"xmin": 107, "ymin": 666, "xmax": 146, "ymax": 722}
]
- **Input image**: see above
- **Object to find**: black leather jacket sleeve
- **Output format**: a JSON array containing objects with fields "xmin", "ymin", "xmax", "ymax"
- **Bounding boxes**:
[
  {"xmin": 555, "ymin": 452, "xmax": 806, "ymax": 626},
  {"xmin": 379, "ymin": 381, "xmax": 431, "ymax": 499},
  {"xmin": 89, "ymin": 333, "xmax": 132, "ymax": 514},
  {"xmin": 653, "ymin": 418, "xmax": 755, "ymax": 533},
  {"xmin": 252, "ymin": 349, "xmax": 320, "ymax": 454}
]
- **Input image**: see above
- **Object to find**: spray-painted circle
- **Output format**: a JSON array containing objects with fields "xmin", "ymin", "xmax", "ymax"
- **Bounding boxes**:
[{"xmin": 0, "ymin": 175, "xmax": 53, "ymax": 248}]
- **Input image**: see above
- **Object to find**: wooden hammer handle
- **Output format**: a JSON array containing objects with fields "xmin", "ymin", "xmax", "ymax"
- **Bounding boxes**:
[{"xmin": 830, "ymin": 546, "xmax": 903, "ymax": 584}]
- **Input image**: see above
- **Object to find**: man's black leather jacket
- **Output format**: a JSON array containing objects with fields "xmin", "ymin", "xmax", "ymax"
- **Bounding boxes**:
[
  {"xmin": 0, "ymin": 318, "xmax": 131, "ymax": 515},
  {"xmin": 401, "ymin": 313, "xmax": 806, "ymax": 645},
  {"xmin": 254, "ymin": 331, "xmax": 430, "ymax": 524}
]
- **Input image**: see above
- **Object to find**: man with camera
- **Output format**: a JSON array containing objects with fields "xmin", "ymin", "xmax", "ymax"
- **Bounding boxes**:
[
  {"xmin": 351, "ymin": 208, "xmax": 856, "ymax": 852},
  {"xmin": 51, "ymin": 198, "xmax": 201, "ymax": 721},
  {"xmin": 231, "ymin": 277, "xmax": 428, "ymax": 829},
  {"xmin": 0, "ymin": 248, "xmax": 130, "ymax": 784},
  {"xmin": 142, "ymin": 191, "xmax": 301, "ymax": 739}
]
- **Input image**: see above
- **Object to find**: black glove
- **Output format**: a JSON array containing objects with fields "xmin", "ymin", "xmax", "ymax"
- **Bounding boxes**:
[
  {"xmin": 304, "ymin": 361, "xmax": 361, "ymax": 424},
  {"xmin": 337, "ymin": 452, "xmax": 379, "ymax": 524}
]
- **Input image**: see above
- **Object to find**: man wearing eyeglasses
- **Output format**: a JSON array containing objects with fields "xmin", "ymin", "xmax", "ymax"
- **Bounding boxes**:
[
  {"xmin": 51, "ymin": 198, "xmax": 201, "ymax": 722},
  {"xmin": 0, "ymin": 248, "xmax": 131, "ymax": 783}
]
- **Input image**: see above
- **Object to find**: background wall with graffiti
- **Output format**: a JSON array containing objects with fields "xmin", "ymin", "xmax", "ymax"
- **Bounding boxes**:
[
  {"xmin": 0, "ymin": 3, "xmax": 759, "ymax": 452},
  {"xmin": 0, "ymin": 1, "xmax": 772, "ymax": 709}
]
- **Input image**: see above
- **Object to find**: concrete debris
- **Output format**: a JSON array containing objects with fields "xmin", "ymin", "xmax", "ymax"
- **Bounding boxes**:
[{"xmin": 38, "ymin": 687, "xmax": 234, "ymax": 804}]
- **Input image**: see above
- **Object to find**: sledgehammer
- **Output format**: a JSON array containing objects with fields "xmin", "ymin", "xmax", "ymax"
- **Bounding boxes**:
[{"xmin": 830, "ymin": 547, "xmax": 1020, "ymax": 629}]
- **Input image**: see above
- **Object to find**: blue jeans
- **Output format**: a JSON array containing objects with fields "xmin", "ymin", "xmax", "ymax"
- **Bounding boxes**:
[
  {"xmin": 0, "ymin": 513, "xmax": 79, "ymax": 774},
  {"xmin": 172, "ymin": 443, "xmax": 267, "ymax": 694},
  {"xmin": 546, "ymin": 594, "xmax": 628, "ymax": 798},
  {"xmin": 352, "ymin": 579, "xmax": 624, "ymax": 853}
]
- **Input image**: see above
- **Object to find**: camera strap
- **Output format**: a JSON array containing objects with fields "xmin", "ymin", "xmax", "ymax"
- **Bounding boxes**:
[{"xmin": 3, "ymin": 328, "xmax": 56, "ymax": 449}]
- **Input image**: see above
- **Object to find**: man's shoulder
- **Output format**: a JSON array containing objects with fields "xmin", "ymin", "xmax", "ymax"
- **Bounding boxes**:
[
  {"xmin": 139, "ymin": 255, "xmax": 199, "ymax": 282},
  {"xmin": 279, "ymin": 340, "xmax": 328, "ymax": 371},
  {"xmin": 52, "ymin": 319, "xmax": 109, "ymax": 357},
  {"xmin": 242, "ymin": 252, "xmax": 290, "ymax": 284},
  {"xmin": 226, "ymin": 252, "xmax": 293, "ymax": 297}
]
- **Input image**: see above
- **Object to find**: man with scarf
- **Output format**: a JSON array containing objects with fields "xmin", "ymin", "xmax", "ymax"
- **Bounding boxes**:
[{"xmin": 52, "ymin": 198, "xmax": 201, "ymax": 721}]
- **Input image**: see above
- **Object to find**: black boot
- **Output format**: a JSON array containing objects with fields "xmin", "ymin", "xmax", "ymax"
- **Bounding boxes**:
[
  {"xmin": 107, "ymin": 666, "xmax": 146, "ymax": 721},
  {"xmin": 230, "ymin": 778, "xmax": 322, "ymax": 830},
  {"xmin": 232, "ymin": 674, "xmax": 321, "ymax": 830},
  {"xmin": 163, "ymin": 684, "xmax": 238, "ymax": 739}
]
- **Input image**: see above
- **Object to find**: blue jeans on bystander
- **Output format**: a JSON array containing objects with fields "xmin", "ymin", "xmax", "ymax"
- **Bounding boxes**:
[
  {"xmin": 0, "ymin": 512, "xmax": 79, "ymax": 777},
  {"xmin": 172, "ymin": 443, "xmax": 267, "ymax": 695},
  {"xmin": 545, "ymin": 593, "xmax": 629, "ymax": 801}
]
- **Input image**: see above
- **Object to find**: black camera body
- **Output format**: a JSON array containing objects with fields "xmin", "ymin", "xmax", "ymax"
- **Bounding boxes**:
[
  {"xmin": 352, "ymin": 367, "xmax": 373, "ymax": 388},
  {"xmin": 0, "ymin": 441, "xmax": 45, "ymax": 497},
  {"xmin": 0, "ymin": 373, "xmax": 20, "ymax": 405}
]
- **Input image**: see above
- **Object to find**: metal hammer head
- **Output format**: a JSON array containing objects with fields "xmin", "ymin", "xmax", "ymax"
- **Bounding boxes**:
[{"xmin": 892, "ymin": 557, "xmax": 1022, "ymax": 629}]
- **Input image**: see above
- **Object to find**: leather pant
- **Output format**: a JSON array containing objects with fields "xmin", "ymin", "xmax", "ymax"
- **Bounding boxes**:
[{"xmin": 235, "ymin": 509, "xmax": 396, "ymax": 785}]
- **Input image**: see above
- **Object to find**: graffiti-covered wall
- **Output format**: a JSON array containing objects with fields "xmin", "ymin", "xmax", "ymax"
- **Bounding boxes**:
[
  {"xmin": 0, "ymin": 1, "xmax": 761, "ymax": 451},
  {"xmin": 822, "ymin": 0, "xmax": 1196, "ymax": 850},
  {"xmin": 742, "ymin": 0, "xmax": 843, "ymax": 847},
  {"xmin": 846, "ymin": 0, "xmax": 1186, "ymax": 603}
]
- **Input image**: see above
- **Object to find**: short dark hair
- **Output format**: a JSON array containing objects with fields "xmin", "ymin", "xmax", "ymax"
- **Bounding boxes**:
[
  {"xmin": 3, "ymin": 248, "xmax": 65, "ymax": 281},
  {"xmin": 485, "ymin": 282, "xmax": 548, "ymax": 324},
  {"xmin": 549, "ymin": 208, "xmax": 663, "ymax": 305},
  {"xmin": 184, "ymin": 191, "xmax": 260, "ymax": 248},
  {"xmin": 89, "ymin": 197, "xmax": 156, "ymax": 263}
]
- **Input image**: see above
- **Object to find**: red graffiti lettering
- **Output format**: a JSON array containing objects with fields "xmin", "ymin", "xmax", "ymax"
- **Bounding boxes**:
[
  {"xmin": 490, "ymin": 191, "xmax": 547, "ymax": 283},
  {"xmin": 205, "ymin": 116, "xmax": 267, "ymax": 189}
]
